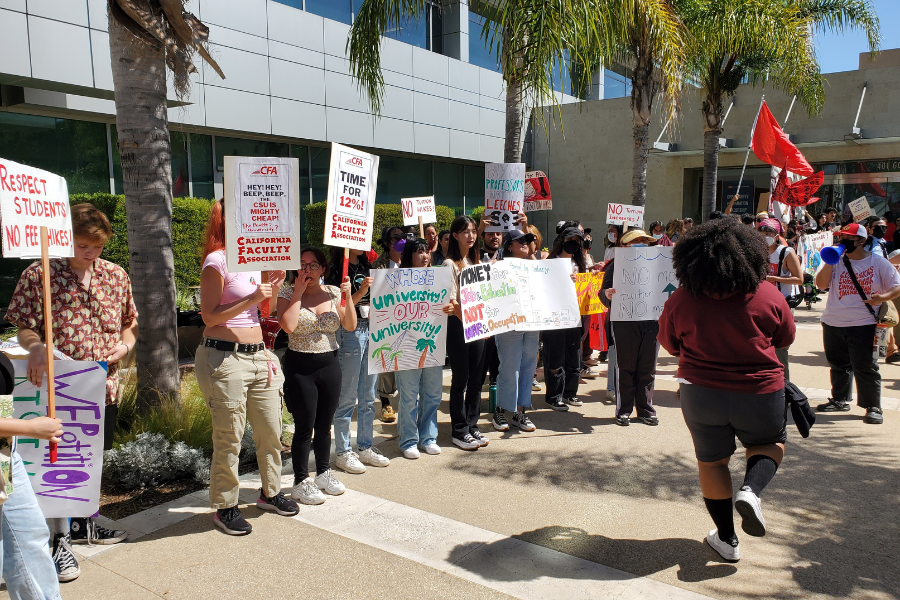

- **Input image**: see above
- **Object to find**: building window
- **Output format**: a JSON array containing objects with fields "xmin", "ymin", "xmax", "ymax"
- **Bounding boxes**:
[
  {"xmin": 272, "ymin": 0, "xmax": 303, "ymax": 10},
  {"xmin": 376, "ymin": 156, "xmax": 433, "ymax": 205},
  {"xmin": 464, "ymin": 164, "xmax": 485, "ymax": 214},
  {"xmin": 469, "ymin": 11, "xmax": 501, "ymax": 72},
  {"xmin": 305, "ymin": 0, "xmax": 352, "ymax": 25},
  {"xmin": 190, "ymin": 134, "xmax": 215, "ymax": 200},
  {"xmin": 214, "ymin": 136, "xmax": 290, "ymax": 173},
  {"xmin": 310, "ymin": 145, "xmax": 331, "ymax": 204},
  {"xmin": 290, "ymin": 145, "xmax": 311, "ymax": 242},
  {"xmin": 603, "ymin": 67, "xmax": 632, "ymax": 99},
  {"xmin": 434, "ymin": 162, "xmax": 465, "ymax": 216}
]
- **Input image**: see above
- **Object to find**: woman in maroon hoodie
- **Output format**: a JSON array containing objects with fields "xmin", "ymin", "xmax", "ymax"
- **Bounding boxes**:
[{"xmin": 658, "ymin": 218, "xmax": 796, "ymax": 563}]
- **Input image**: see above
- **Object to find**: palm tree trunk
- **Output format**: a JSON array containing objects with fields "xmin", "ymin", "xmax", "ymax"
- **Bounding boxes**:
[
  {"xmin": 504, "ymin": 75, "xmax": 524, "ymax": 163},
  {"xmin": 631, "ymin": 55, "xmax": 654, "ymax": 207},
  {"xmin": 701, "ymin": 92, "xmax": 725, "ymax": 222},
  {"xmin": 109, "ymin": 18, "xmax": 180, "ymax": 408}
]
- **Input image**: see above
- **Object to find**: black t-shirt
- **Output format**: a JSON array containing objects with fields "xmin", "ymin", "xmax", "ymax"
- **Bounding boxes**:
[{"xmin": 325, "ymin": 260, "xmax": 371, "ymax": 306}]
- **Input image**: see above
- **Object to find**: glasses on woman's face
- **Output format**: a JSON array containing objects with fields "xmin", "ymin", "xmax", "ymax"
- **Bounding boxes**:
[{"xmin": 299, "ymin": 263, "xmax": 322, "ymax": 272}]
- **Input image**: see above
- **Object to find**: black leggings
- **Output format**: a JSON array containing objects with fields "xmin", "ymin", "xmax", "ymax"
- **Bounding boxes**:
[
  {"xmin": 447, "ymin": 316, "xmax": 486, "ymax": 438},
  {"xmin": 284, "ymin": 349, "xmax": 341, "ymax": 482}
]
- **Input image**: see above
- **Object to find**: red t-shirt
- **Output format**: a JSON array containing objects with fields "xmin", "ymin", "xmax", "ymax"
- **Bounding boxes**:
[{"xmin": 657, "ymin": 282, "xmax": 796, "ymax": 394}]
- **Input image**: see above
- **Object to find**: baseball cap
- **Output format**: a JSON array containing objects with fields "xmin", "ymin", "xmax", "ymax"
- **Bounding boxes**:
[
  {"xmin": 836, "ymin": 223, "xmax": 868, "ymax": 239},
  {"xmin": 503, "ymin": 229, "xmax": 536, "ymax": 248},
  {"xmin": 559, "ymin": 227, "xmax": 585, "ymax": 241}
]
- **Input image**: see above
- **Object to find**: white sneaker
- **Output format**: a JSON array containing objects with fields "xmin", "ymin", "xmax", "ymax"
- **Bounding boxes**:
[
  {"xmin": 735, "ymin": 487, "xmax": 766, "ymax": 537},
  {"xmin": 452, "ymin": 434, "xmax": 480, "ymax": 450},
  {"xmin": 605, "ymin": 390, "xmax": 616, "ymax": 403},
  {"xmin": 291, "ymin": 477, "xmax": 326, "ymax": 505},
  {"xmin": 358, "ymin": 446, "xmax": 390, "ymax": 467},
  {"xmin": 421, "ymin": 443, "xmax": 441, "ymax": 455},
  {"xmin": 706, "ymin": 529, "xmax": 740, "ymax": 562},
  {"xmin": 402, "ymin": 446, "xmax": 421, "ymax": 459},
  {"xmin": 335, "ymin": 451, "xmax": 366, "ymax": 474},
  {"xmin": 315, "ymin": 469, "xmax": 346, "ymax": 495}
]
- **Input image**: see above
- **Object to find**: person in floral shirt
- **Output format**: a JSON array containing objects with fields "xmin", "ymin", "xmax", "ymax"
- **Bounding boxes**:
[{"xmin": 6, "ymin": 203, "xmax": 138, "ymax": 581}]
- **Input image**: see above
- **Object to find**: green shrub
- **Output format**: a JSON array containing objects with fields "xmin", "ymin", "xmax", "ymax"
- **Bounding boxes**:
[
  {"xmin": 470, "ymin": 205, "xmax": 485, "ymax": 223},
  {"xmin": 303, "ymin": 202, "xmax": 456, "ymax": 250}
]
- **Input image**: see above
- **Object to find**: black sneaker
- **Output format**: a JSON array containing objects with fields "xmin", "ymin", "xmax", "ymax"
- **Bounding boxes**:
[
  {"xmin": 471, "ymin": 428, "xmax": 489, "ymax": 446},
  {"xmin": 70, "ymin": 517, "xmax": 128, "ymax": 545},
  {"xmin": 492, "ymin": 407, "xmax": 509, "ymax": 431},
  {"xmin": 864, "ymin": 407, "xmax": 884, "ymax": 424},
  {"xmin": 452, "ymin": 434, "xmax": 480, "ymax": 450},
  {"xmin": 615, "ymin": 414, "xmax": 630, "ymax": 426},
  {"xmin": 214, "ymin": 506, "xmax": 252, "ymax": 536},
  {"xmin": 599, "ymin": 351, "xmax": 608, "ymax": 363},
  {"xmin": 887, "ymin": 354, "xmax": 900, "ymax": 364},
  {"xmin": 257, "ymin": 489, "xmax": 300, "ymax": 516},
  {"xmin": 511, "ymin": 411, "xmax": 536, "ymax": 432},
  {"xmin": 546, "ymin": 398, "xmax": 570, "ymax": 412},
  {"xmin": 816, "ymin": 399, "xmax": 850, "ymax": 412},
  {"xmin": 635, "ymin": 415, "xmax": 659, "ymax": 426},
  {"xmin": 52, "ymin": 533, "xmax": 80, "ymax": 582}
]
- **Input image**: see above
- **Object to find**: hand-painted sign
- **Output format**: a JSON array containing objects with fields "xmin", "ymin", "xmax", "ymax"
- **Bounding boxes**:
[
  {"xmin": 606, "ymin": 203, "xmax": 644, "ymax": 228},
  {"xmin": 368, "ymin": 267, "xmax": 450, "ymax": 374},
  {"xmin": 323, "ymin": 143, "xmax": 380, "ymax": 251},
  {"xmin": 0, "ymin": 158, "xmax": 73, "ymax": 259},
  {"xmin": 524, "ymin": 171, "xmax": 552, "ymax": 211},
  {"xmin": 12, "ymin": 360, "xmax": 107, "ymax": 518},
  {"xmin": 401, "ymin": 196, "xmax": 437, "ymax": 227},
  {"xmin": 485, "ymin": 163, "xmax": 525, "ymax": 232},
  {"xmin": 611, "ymin": 247, "xmax": 679, "ymax": 322},
  {"xmin": 848, "ymin": 196, "xmax": 871, "ymax": 223},
  {"xmin": 798, "ymin": 230, "xmax": 833, "ymax": 277},
  {"xmin": 575, "ymin": 271, "xmax": 605, "ymax": 315}
]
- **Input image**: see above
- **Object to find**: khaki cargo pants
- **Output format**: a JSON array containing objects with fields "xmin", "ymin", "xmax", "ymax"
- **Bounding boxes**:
[{"xmin": 195, "ymin": 343, "xmax": 285, "ymax": 509}]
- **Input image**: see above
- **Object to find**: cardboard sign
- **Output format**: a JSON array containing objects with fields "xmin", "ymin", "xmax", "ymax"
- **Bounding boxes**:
[
  {"xmin": 367, "ymin": 267, "xmax": 450, "ymax": 374},
  {"xmin": 606, "ymin": 203, "xmax": 644, "ymax": 228},
  {"xmin": 610, "ymin": 247, "xmax": 679, "ymax": 322},
  {"xmin": 757, "ymin": 192, "xmax": 772, "ymax": 215},
  {"xmin": 798, "ymin": 230, "xmax": 833, "ymax": 277},
  {"xmin": 484, "ymin": 163, "xmax": 525, "ymax": 232},
  {"xmin": 524, "ymin": 171, "xmax": 552, "ymax": 211},
  {"xmin": 458, "ymin": 258, "xmax": 580, "ymax": 342},
  {"xmin": 0, "ymin": 158, "xmax": 73, "ymax": 259},
  {"xmin": 12, "ymin": 361, "xmax": 107, "ymax": 518},
  {"xmin": 224, "ymin": 157, "xmax": 301, "ymax": 272},
  {"xmin": 848, "ymin": 196, "xmax": 871, "ymax": 222},
  {"xmin": 323, "ymin": 143, "xmax": 379, "ymax": 251},
  {"xmin": 575, "ymin": 271, "xmax": 605, "ymax": 315},
  {"xmin": 401, "ymin": 196, "xmax": 437, "ymax": 227}
]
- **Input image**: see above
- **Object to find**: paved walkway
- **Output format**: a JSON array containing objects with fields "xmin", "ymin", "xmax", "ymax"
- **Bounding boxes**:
[{"xmin": 5, "ymin": 303, "xmax": 899, "ymax": 600}]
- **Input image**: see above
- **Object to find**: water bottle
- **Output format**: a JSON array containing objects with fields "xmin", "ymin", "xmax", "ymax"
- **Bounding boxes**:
[{"xmin": 488, "ymin": 383, "xmax": 497, "ymax": 412}]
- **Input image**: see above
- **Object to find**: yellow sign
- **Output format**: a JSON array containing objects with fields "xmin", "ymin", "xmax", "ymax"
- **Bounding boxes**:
[{"xmin": 575, "ymin": 272, "xmax": 605, "ymax": 315}]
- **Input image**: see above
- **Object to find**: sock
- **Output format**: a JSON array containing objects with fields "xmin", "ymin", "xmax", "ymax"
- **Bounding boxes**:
[
  {"xmin": 742, "ymin": 455, "xmax": 778, "ymax": 496},
  {"xmin": 703, "ymin": 497, "xmax": 736, "ymax": 543}
]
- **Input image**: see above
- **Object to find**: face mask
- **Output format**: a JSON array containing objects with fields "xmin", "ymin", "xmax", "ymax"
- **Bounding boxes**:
[
  {"xmin": 607, "ymin": 233, "xmax": 617, "ymax": 243},
  {"xmin": 563, "ymin": 240, "xmax": 582, "ymax": 255},
  {"xmin": 842, "ymin": 238, "xmax": 859, "ymax": 252},
  {"xmin": 652, "ymin": 233, "xmax": 663, "ymax": 240},
  {"xmin": 874, "ymin": 225, "xmax": 887, "ymax": 239},
  {"xmin": 764, "ymin": 236, "xmax": 776, "ymax": 247},
  {"xmin": 583, "ymin": 239, "xmax": 593, "ymax": 250},
  {"xmin": 631, "ymin": 243, "xmax": 648, "ymax": 248}
]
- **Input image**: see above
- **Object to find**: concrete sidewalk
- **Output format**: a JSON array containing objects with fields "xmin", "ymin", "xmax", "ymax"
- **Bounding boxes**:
[{"xmin": 7, "ymin": 302, "xmax": 899, "ymax": 600}]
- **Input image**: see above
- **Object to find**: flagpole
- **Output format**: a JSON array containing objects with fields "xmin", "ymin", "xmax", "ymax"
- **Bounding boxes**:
[{"xmin": 736, "ymin": 95, "xmax": 766, "ymax": 192}]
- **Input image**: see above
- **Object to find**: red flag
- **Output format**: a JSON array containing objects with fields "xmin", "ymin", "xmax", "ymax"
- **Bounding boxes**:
[
  {"xmin": 751, "ymin": 102, "xmax": 813, "ymax": 176},
  {"xmin": 771, "ymin": 166, "xmax": 824, "ymax": 207}
]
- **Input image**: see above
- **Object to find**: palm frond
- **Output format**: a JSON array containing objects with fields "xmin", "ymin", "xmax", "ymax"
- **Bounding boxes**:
[{"xmin": 797, "ymin": 0, "xmax": 881, "ymax": 56}]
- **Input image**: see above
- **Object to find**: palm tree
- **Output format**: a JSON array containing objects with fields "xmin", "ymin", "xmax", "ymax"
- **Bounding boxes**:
[
  {"xmin": 416, "ymin": 337, "xmax": 437, "ymax": 368},
  {"xmin": 675, "ymin": 0, "xmax": 880, "ymax": 220},
  {"xmin": 372, "ymin": 344, "xmax": 391, "ymax": 371},
  {"xmin": 389, "ymin": 350, "xmax": 403, "ymax": 371},
  {"xmin": 107, "ymin": 0, "xmax": 224, "ymax": 407}
]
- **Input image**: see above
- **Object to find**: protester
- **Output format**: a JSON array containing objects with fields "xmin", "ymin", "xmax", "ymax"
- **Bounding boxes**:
[
  {"xmin": 7, "ymin": 203, "xmax": 134, "ymax": 572},
  {"xmin": 603, "ymin": 225, "xmax": 620, "ymax": 262},
  {"xmin": 648, "ymin": 221, "xmax": 673, "ymax": 246},
  {"xmin": 372, "ymin": 226, "xmax": 404, "ymax": 423},
  {"xmin": 600, "ymin": 229, "xmax": 661, "ymax": 426},
  {"xmin": 527, "ymin": 224, "xmax": 547, "ymax": 390},
  {"xmin": 683, "ymin": 217, "xmax": 694, "ymax": 232},
  {"xmin": 194, "ymin": 199, "xmax": 297, "ymax": 535},
  {"xmin": 864, "ymin": 215, "xmax": 888, "ymax": 258},
  {"xmin": 659, "ymin": 217, "xmax": 796, "ymax": 562},
  {"xmin": 815, "ymin": 223, "xmax": 900, "ymax": 424},
  {"xmin": 492, "ymin": 229, "xmax": 539, "ymax": 433},
  {"xmin": 477, "ymin": 217, "xmax": 503, "ymax": 262},
  {"xmin": 443, "ymin": 215, "xmax": 489, "ymax": 450},
  {"xmin": 758, "ymin": 218, "xmax": 802, "ymax": 380},
  {"xmin": 543, "ymin": 226, "xmax": 587, "ymax": 410},
  {"xmin": 432, "ymin": 229, "xmax": 450, "ymax": 266},
  {"xmin": 395, "ymin": 238, "xmax": 444, "ymax": 458},
  {"xmin": 741, "ymin": 214, "xmax": 756, "ymax": 227},
  {"xmin": 824, "ymin": 207, "xmax": 840, "ymax": 231},
  {"xmin": 666, "ymin": 219, "xmax": 685, "ymax": 244},
  {"xmin": 278, "ymin": 247, "xmax": 356, "ymax": 503},
  {"xmin": 326, "ymin": 248, "xmax": 389, "ymax": 475},
  {"xmin": 424, "ymin": 223, "xmax": 439, "ymax": 254}
]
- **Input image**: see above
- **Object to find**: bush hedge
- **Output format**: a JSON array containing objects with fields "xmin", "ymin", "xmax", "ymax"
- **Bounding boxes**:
[
  {"xmin": 303, "ymin": 202, "xmax": 457, "ymax": 250},
  {"xmin": 69, "ymin": 193, "xmax": 214, "ymax": 290}
]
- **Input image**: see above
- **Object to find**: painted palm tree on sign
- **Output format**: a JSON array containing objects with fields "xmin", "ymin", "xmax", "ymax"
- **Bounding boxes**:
[
  {"xmin": 389, "ymin": 350, "xmax": 404, "ymax": 371},
  {"xmin": 107, "ymin": 0, "xmax": 224, "ymax": 407},
  {"xmin": 372, "ymin": 343, "xmax": 392, "ymax": 371},
  {"xmin": 416, "ymin": 337, "xmax": 437, "ymax": 368},
  {"xmin": 674, "ymin": 0, "xmax": 880, "ymax": 220}
]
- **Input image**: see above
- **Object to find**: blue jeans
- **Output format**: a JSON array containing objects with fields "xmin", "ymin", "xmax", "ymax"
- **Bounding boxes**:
[
  {"xmin": 335, "ymin": 320, "xmax": 377, "ymax": 453},
  {"xmin": 395, "ymin": 366, "xmax": 443, "ymax": 450},
  {"xmin": 1, "ymin": 452, "xmax": 62, "ymax": 600},
  {"xmin": 495, "ymin": 330, "xmax": 540, "ymax": 412},
  {"xmin": 607, "ymin": 345, "xmax": 617, "ymax": 392}
]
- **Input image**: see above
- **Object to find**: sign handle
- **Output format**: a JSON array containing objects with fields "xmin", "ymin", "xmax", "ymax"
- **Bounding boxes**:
[
  {"xmin": 418, "ymin": 216, "xmax": 425, "ymax": 240},
  {"xmin": 259, "ymin": 271, "xmax": 271, "ymax": 318},
  {"xmin": 39, "ymin": 227, "xmax": 57, "ymax": 464},
  {"xmin": 340, "ymin": 247, "xmax": 349, "ymax": 307}
]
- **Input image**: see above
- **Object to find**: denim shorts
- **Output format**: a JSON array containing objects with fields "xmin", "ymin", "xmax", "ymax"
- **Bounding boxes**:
[{"xmin": 680, "ymin": 382, "xmax": 787, "ymax": 462}]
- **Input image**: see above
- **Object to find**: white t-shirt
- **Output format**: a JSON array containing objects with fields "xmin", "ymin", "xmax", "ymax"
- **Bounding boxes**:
[
  {"xmin": 768, "ymin": 247, "xmax": 799, "ymax": 299},
  {"xmin": 821, "ymin": 253, "xmax": 900, "ymax": 327}
]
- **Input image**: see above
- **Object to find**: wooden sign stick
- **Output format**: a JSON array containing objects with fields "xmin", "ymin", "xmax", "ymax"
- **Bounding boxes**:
[
  {"xmin": 39, "ymin": 226, "xmax": 57, "ymax": 463},
  {"xmin": 259, "ymin": 271, "xmax": 271, "ymax": 317},
  {"xmin": 418, "ymin": 216, "xmax": 425, "ymax": 240},
  {"xmin": 340, "ymin": 247, "xmax": 350, "ymax": 307}
]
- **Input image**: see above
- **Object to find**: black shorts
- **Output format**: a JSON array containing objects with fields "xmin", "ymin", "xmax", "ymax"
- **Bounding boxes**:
[{"xmin": 680, "ymin": 383, "xmax": 787, "ymax": 462}]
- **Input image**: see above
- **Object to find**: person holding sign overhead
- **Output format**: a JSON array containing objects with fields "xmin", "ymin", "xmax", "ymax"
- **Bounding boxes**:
[{"xmin": 278, "ymin": 248, "xmax": 356, "ymax": 504}]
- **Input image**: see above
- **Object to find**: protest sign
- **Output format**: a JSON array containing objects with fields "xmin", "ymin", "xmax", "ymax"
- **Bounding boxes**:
[
  {"xmin": 722, "ymin": 181, "xmax": 755, "ymax": 215},
  {"xmin": 323, "ymin": 143, "xmax": 379, "ymax": 251},
  {"xmin": 610, "ymin": 247, "xmax": 679, "ymax": 322},
  {"xmin": 401, "ymin": 195, "xmax": 437, "ymax": 230},
  {"xmin": 12, "ymin": 360, "xmax": 107, "ymax": 518},
  {"xmin": 0, "ymin": 158, "xmax": 73, "ymax": 259},
  {"xmin": 798, "ymin": 230, "xmax": 833, "ymax": 277},
  {"xmin": 575, "ymin": 272, "xmax": 605, "ymax": 315},
  {"xmin": 485, "ymin": 163, "xmax": 525, "ymax": 232},
  {"xmin": 606, "ymin": 203, "xmax": 645, "ymax": 228},
  {"xmin": 848, "ymin": 196, "xmax": 871, "ymax": 222},
  {"xmin": 368, "ymin": 267, "xmax": 450, "ymax": 374},
  {"xmin": 224, "ymin": 157, "xmax": 301, "ymax": 272},
  {"xmin": 524, "ymin": 171, "xmax": 552, "ymax": 211},
  {"xmin": 459, "ymin": 258, "xmax": 579, "ymax": 342}
]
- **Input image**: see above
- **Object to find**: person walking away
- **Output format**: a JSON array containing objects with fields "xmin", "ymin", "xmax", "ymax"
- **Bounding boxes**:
[
  {"xmin": 600, "ymin": 229, "xmax": 661, "ymax": 426},
  {"xmin": 7, "ymin": 204, "xmax": 134, "ymax": 574},
  {"xmin": 492, "ymin": 229, "xmax": 539, "ymax": 433},
  {"xmin": 443, "ymin": 216, "xmax": 488, "ymax": 450},
  {"xmin": 815, "ymin": 223, "xmax": 900, "ymax": 424},
  {"xmin": 543, "ymin": 227, "xmax": 587, "ymax": 410},
  {"xmin": 395, "ymin": 238, "xmax": 445, "ymax": 458},
  {"xmin": 326, "ymin": 248, "xmax": 389, "ymax": 475},
  {"xmin": 659, "ymin": 218, "xmax": 796, "ymax": 562},
  {"xmin": 373, "ymin": 226, "xmax": 405, "ymax": 423},
  {"xmin": 758, "ymin": 218, "xmax": 802, "ymax": 380}
]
